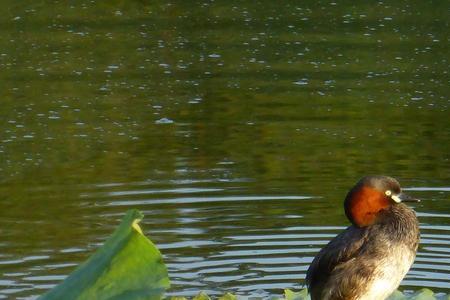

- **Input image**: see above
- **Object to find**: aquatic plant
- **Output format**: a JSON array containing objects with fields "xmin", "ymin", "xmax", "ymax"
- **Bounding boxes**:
[{"xmin": 39, "ymin": 210, "xmax": 448, "ymax": 300}]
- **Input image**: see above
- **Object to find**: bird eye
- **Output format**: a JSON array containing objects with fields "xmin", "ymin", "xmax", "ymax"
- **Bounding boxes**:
[{"xmin": 385, "ymin": 190, "xmax": 392, "ymax": 196}]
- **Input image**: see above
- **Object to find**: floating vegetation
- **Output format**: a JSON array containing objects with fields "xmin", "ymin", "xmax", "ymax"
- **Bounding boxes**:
[{"xmin": 39, "ymin": 210, "xmax": 448, "ymax": 300}]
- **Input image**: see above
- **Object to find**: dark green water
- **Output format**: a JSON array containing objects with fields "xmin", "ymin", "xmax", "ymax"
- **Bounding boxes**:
[{"xmin": 0, "ymin": 1, "xmax": 449, "ymax": 298}]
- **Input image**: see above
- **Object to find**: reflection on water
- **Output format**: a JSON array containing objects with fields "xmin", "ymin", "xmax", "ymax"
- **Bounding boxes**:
[{"xmin": 0, "ymin": 0, "xmax": 449, "ymax": 298}]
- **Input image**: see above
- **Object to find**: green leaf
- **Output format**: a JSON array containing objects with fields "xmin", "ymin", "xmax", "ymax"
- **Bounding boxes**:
[
  {"xmin": 193, "ymin": 292, "xmax": 211, "ymax": 300},
  {"xmin": 39, "ymin": 210, "xmax": 170, "ymax": 300},
  {"xmin": 284, "ymin": 289, "xmax": 309, "ymax": 300},
  {"xmin": 36, "ymin": 209, "xmax": 448, "ymax": 300},
  {"xmin": 409, "ymin": 289, "xmax": 436, "ymax": 300},
  {"xmin": 218, "ymin": 293, "xmax": 238, "ymax": 300},
  {"xmin": 389, "ymin": 288, "xmax": 437, "ymax": 300},
  {"xmin": 388, "ymin": 290, "xmax": 408, "ymax": 300}
]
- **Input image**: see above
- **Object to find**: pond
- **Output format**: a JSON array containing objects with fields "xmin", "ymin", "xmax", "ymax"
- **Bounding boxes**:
[{"xmin": 0, "ymin": 1, "xmax": 449, "ymax": 299}]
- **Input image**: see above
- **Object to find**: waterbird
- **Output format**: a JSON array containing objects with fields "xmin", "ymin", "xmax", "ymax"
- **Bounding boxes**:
[{"xmin": 306, "ymin": 176, "xmax": 420, "ymax": 300}]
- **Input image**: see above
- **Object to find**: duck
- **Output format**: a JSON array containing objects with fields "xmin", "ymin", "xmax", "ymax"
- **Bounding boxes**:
[{"xmin": 306, "ymin": 176, "xmax": 420, "ymax": 300}]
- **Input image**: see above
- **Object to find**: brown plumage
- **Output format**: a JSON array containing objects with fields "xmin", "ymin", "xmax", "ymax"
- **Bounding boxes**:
[{"xmin": 306, "ymin": 176, "xmax": 420, "ymax": 300}]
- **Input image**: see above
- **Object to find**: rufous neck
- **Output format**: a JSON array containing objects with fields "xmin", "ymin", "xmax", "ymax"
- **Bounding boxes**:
[{"xmin": 345, "ymin": 186, "xmax": 391, "ymax": 227}]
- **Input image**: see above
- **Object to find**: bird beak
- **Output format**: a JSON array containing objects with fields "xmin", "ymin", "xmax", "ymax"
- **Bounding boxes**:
[{"xmin": 391, "ymin": 192, "xmax": 420, "ymax": 203}]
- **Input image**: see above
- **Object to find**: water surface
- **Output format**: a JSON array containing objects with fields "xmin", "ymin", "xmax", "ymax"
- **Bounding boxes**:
[{"xmin": 0, "ymin": 1, "xmax": 449, "ymax": 299}]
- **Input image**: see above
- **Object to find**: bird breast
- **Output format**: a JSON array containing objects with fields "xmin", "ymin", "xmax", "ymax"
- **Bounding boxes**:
[{"xmin": 359, "ymin": 244, "xmax": 416, "ymax": 300}]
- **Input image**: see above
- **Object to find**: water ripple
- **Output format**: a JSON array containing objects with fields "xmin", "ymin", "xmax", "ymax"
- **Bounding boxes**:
[{"xmin": 1, "ymin": 181, "xmax": 449, "ymax": 298}]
